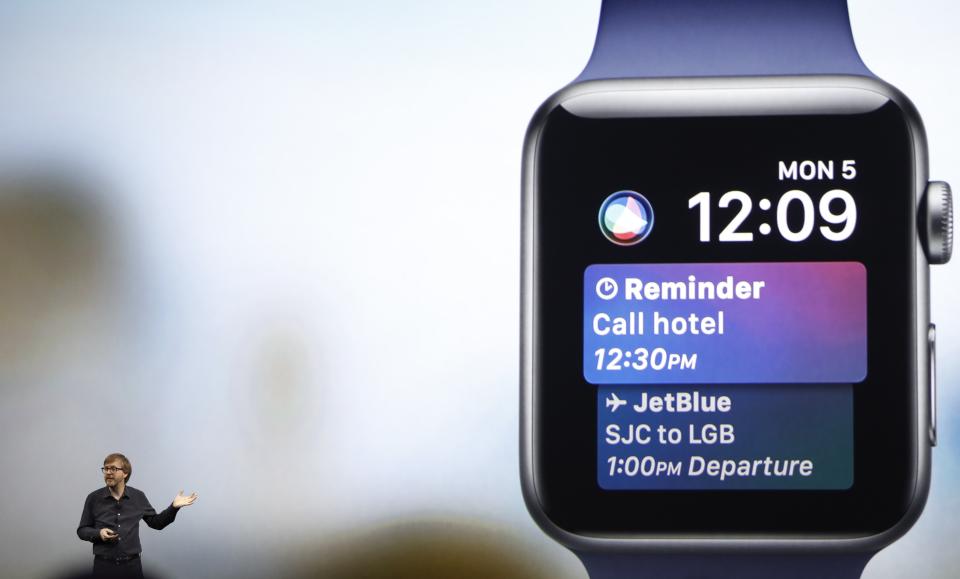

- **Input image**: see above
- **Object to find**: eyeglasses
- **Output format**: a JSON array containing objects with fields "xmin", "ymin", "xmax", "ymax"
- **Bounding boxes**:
[{"xmin": 101, "ymin": 466, "xmax": 124, "ymax": 474}]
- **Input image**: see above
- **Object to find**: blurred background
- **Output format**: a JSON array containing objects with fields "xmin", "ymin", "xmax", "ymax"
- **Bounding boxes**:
[{"xmin": 0, "ymin": 1, "xmax": 956, "ymax": 578}]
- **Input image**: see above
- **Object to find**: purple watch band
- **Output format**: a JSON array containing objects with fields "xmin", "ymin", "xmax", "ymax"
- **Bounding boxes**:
[
  {"xmin": 576, "ymin": 0, "xmax": 873, "ymax": 82},
  {"xmin": 575, "ymin": 2, "xmax": 876, "ymax": 578},
  {"xmin": 578, "ymin": 551, "xmax": 874, "ymax": 579}
]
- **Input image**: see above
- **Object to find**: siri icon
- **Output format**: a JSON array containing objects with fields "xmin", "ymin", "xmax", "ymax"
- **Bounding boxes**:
[{"xmin": 598, "ymin": 190, "xmax": 654, "ymax": 245}]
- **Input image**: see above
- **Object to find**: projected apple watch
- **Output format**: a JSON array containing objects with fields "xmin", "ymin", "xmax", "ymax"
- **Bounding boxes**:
[
  {"xmin": 522, "ymin": 2, "xmax": 954, "ymax": 578},
  {"xmin": 527, "ymin": 81, "xmax": 920, "ymax": 536}
]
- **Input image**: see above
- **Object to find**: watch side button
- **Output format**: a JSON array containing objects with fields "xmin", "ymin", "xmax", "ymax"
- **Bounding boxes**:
[{"xmin": 929, "ymin": 323, "xmax": 937, "ymax": 447}]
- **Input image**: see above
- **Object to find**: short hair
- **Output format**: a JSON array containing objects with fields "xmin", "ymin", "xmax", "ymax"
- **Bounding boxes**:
[{"xmin": 103, "ymin": 453, "xmax": 132, "ymax": 483}]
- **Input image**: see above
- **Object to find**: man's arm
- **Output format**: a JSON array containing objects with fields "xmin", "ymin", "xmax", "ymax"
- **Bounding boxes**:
[
  {"xmin": 142, "ymin": 490, "xmax": 197, "ymax": 530},
  {"xmin": 76, "ymin": 494, "xmax": 100, "ymax": 542},
  {"xmin": 141, "ymin": 498, "xmax": 178, "ymax": 530}
]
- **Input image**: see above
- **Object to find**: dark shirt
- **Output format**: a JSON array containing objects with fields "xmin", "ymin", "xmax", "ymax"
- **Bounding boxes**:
[{"xmin": 77, "ymin": 486, "xmax": 179, "ymax": 557}]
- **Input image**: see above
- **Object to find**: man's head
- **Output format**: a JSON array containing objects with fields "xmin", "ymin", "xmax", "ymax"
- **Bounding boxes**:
[{"xmin": 102, "ymin": 453, "xmax": 131, "ymax": 488}]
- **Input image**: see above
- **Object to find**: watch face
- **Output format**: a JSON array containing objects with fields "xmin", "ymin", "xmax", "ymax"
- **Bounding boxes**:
[{"xmin": 524, "ymin": 79, "xmax": 923, "ymax": 537}]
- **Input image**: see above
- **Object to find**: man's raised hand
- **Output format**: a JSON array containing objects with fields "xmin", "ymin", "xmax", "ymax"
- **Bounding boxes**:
[
  {"xmin": 172, "ymin": 490, "xmax": 198, "ymax": 508},
  {"xmin": 99, "ymin": 528, "xmax": 118, "ymax": 541}
]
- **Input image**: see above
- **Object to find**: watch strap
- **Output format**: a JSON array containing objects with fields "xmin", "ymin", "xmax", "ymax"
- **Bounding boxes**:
[
  {"xmin": 577, "ymin": 0, "xmax": 873, "ymax": 81},
  {"xmin": 578, "ymin": 551, "xmax": 874, "ymax": 579},
  {"xmin": 574, "ymin": 3, "xmax": 877, "ymax": 578}
]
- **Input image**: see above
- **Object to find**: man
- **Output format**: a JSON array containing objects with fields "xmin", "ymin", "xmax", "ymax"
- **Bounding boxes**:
[{"xmin": 77, "ymin": 453, "xmax": 198, "ymax": 579}]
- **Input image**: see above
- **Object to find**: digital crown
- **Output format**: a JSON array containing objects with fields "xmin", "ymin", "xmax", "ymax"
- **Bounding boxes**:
[{"xmin": 922, "ymin": 181, "xmax": 953, "ymax": 265}]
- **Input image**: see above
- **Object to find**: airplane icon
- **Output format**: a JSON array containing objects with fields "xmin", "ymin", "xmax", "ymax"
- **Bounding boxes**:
[{"xmin": 605, "ymin": 393, "xmax": 627, "ymax": 412}]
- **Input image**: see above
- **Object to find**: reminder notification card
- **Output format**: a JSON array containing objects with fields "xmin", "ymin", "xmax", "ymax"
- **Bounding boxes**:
[{"xmin": 583, "ymin": 262, "xmax": 867, "ymax": 384}]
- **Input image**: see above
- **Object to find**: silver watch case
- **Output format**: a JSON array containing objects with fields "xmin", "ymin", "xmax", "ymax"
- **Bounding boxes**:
[{"xmin": 520, "ymin": 75, "xmax": 932, "ymax": 554}]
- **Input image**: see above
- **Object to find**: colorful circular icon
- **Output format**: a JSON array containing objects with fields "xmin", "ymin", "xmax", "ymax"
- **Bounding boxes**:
[{"xmin": 598, "ymin": 190, "xmax": 654, "ymax": 245}]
